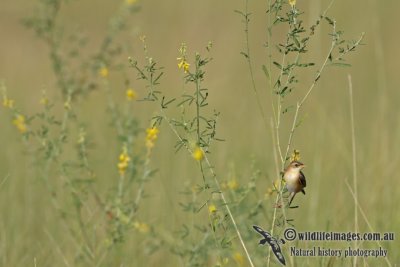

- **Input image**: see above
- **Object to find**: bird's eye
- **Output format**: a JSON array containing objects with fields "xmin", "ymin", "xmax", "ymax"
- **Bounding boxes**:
[{"xmin": 294, "ymin": 163, "xmax": 299, "ymax": 167}]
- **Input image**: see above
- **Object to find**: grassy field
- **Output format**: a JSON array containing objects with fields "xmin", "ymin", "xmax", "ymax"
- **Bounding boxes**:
[{"xmin": 0, "ymin": 0, "xmax": 399, "ymax": 266}]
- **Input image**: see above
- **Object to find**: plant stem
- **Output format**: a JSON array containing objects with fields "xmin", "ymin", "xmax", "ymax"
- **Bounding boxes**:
[
  {"xmin": 159, "ymin": 108, "xmax": 255, "ymax": 267},
  {"xmin": 345, "ymin": 180, "xmax": 392, "ymax": 267},
  {"xmin": 243, "ymin": 0, "xmax": 268, "ymax": 129},
  {"xmin": 204, "ymin": 157, "xmax": 256, "ymax": 267},
  {"xmin": 268, "ymin": 10, "xmax": 338, "ymax": 267},
  {"xmin": 348, "ymin": 74, "xmax": 359, "ymax": 267}
]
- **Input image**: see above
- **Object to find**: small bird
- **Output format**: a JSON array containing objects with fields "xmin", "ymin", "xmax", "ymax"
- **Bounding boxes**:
[{"xmin": 283, "ymin": 161, "xmax": 307, "ymax": 206}]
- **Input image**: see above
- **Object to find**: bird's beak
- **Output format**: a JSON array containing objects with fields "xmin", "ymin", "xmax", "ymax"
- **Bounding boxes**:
[{"xmin": 301, "ymin": 165, "xmax": 306, "ymax": 168}]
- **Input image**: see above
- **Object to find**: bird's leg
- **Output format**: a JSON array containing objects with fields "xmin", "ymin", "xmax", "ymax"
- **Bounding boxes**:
[{"xmin": 288, "ymin": 192, "xmax": 296, "ymax": 207}]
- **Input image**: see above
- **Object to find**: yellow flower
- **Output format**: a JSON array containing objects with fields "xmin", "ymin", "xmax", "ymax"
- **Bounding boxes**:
[
  {"xmin": 273, "ymin": 178, "xmax": 285, "ymax": 190},
  {"xmin": 39, "ymin": 90, "xmax": 49, "ymax": 106},
  {"xmin": 216, "ymin": 258, "xmax": 229, "ymax": 266},
  {"xmin": 77, "ymin": 129, "xmax": 86, "ymax": 144},
  {"xmin": 233, "ymin": 252, "xmax": 244, "ymax": 266},
  {"xmin": 125, "ymin": 0, "xmax": 137, "ymax": 5},
  {"xmin": 290, "ymin": 149, "xmax": 301, "ymax": 161},
  {"xmin": 145, "ymin": 139, "xmax": 155, "ymax": 149},
  {"xmin": 64, "ymin": 100, "xmax": 71, "ymax": 110},
  {"xmin": 177, "ymin": 57, "xmax": 190, "ymax": 73},
  {"xmin": 99, "ymin": 67, "xmax": 109, "ymax": 78},
  {"xmin": 3, "ymin": 96, "xmax": 14, "ymax": 108},
  {"xmin": 208, "ymin": 204, "xmax": 217, "ymax": 214},
  {"xmin": 227, "ymin": 179, "xmax": 239, "ymax": 190},
  {"xmin": 119, "ymin": 212, "xmax": 130, "ymax": 225},
  {"xmin": 133, "ymin": 221, "xmax": 150, "ymax": 234},
  {"xmin": 40, "ymin": 97, "xmax": 49, "ymax": 106},
  {"xmin": 13, "ymin": 114, "xmax": 27, "ymax": 133},
  {"xmin": 264, "ymin": 187, "xmax": 274, "ymax": 199},
  {"xmin": 146, "ymin": 127, "xmax": 158, "ymax": 146},
  {"xmin": 146, "ymin": 127, "xmax": 159, "ymax": 141},
  {"xmin": 117, "ymin": 146, "xmax": 131, "ymax": 175},
  {"xmin": 145, "ymin": 127, "xmax": 159, "ymax": 150},
  {"xmin": 289, "ymin": 0, "xmax": 296, "ymax": 7},
  {"xmin": 126, "ymin": 88, "xmax": 137, "ymax": 101},
  {"xmin": 1, "ymin": 84, "xmax": 14, "ymax": 108},
  {"xmin": 192, "ymin": 146, "xmax": 204, "ymax": 161},
  {"xmin": 182, "ymin": 62, "xmax": 190, "ymax": 73},
  {"xmin": 265, "ymin": 180, "xmax": 283, "ymax": 199}
]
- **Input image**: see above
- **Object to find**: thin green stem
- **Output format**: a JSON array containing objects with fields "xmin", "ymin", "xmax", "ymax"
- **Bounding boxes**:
[
  {"xmin": 275, "ymin": 35, "xmax": 291, "ymax": 165},
  {"xmin": 195, "ymin": 60, "xmax": 201, "ymax": 144},
  {"xmin": 117, "ymin": 172, "xmax": 125, "ymax": 204},
  {"xmin": 284, "ymin": 22, "xmax": 337, "ymax": 163},
  {"xmin": 243, "ymin": 0, "xmax": 268, "ymax": 129},
  {"xmin": 103, "ymin": 79, "xmax": 124, "ymax": 137},
  {"xmin": 129, "ymin": 149, "xmax": 151, "ymax": 220},
  {"xmin": 348, "ymin": 74, "xmax": 359, "ymax": 267},
  {"xmin": 267, "ymin": 5, "xmax": 339, "ymax": 265},
  {"xmin": 204, "ymin": 158, "xmax": 255, "ymax": 267},
  {"xmin": 345, "ymin": 180, "xmax": 392, "ymax": 267}
]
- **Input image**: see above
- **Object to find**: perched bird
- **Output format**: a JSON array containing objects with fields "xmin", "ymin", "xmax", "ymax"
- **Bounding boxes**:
[{"xmin": 282, "ymin": 161, "xmax": 307, "ymax": 206}]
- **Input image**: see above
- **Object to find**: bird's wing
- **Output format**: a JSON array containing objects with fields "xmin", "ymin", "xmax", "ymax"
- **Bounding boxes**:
[{"xmin": 299, "ymin": 171, "xmax": 306, "ymax": 187}]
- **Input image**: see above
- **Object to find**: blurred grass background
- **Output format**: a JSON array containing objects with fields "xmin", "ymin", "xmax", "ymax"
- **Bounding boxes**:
[{"xmin": 0, "ymin": 0, "xmax": 399, "ymax": 266}]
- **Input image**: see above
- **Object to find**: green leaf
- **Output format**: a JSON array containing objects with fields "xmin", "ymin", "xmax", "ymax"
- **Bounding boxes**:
[
  {"xmin": 329, "ymin": 62, "xmax": 352, "ymax": 67},
  {"xmin": 292, "ymin": 36, "xmax": 300, "ymax": 48},
  {"xmin": 282, "ymin": 105, "xmax": 294, "ymax": 114},
  {"xmin": 262, "ymin": 65, "xmax": 270, "ymax": 79},
  {"xmin": 153, "ymin": 72, "xmax": 164, "ymax": 84},
  {"xmin": 240, "ymin": 51, "xmax": 248, "ymax": 59},
  {"xmin": 233, "ymin": 10, "xmax": 245, "ymax": 17},
  {"xmin": 273, "ymin": 61, "xmax": 282, "ymax": 70},
  {"xmin": 296, "ymin": 62, "xmax": 315, "ymax": 67},
  {"xmin": 325, "ymin": 16, "xmax": 335, "ymax": 26}
]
